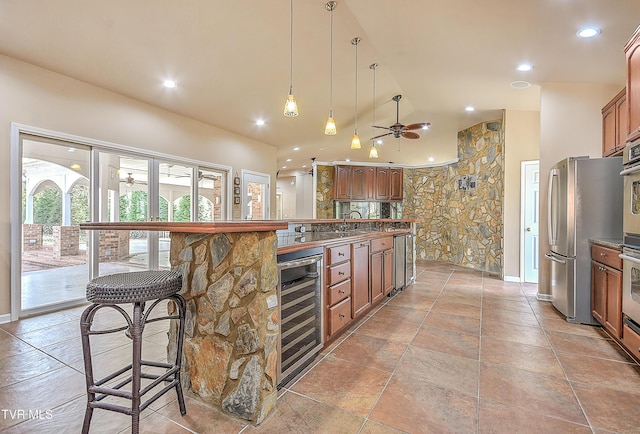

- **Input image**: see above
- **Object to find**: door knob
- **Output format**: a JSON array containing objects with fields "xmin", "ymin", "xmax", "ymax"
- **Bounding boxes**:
[{"xmin": 526, "ymin": 227, "xmax": 532, "ymax": 232}]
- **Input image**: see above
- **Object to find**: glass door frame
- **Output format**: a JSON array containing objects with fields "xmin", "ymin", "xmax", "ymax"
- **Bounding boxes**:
[{"xmin": 10, "ymin": 123, "xmax": 232, "ymax": 321}]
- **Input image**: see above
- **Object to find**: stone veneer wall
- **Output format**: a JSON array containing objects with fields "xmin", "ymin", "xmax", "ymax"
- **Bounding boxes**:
[
  {"xmin": 168, "ymin": 231, "xmax": 279, "ymax": 424},
  {"xmin": 404, "ymin": 119, "xmax": 504, "ymax": 274},
  {"xmin": 315, "ymin": 165, "xmax": 334, "ymax": 219}
]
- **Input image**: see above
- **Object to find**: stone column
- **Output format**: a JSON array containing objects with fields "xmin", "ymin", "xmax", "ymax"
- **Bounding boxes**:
[{"xmin": 168, "ymin": 230, "xmax": 279, "ymax": 425}]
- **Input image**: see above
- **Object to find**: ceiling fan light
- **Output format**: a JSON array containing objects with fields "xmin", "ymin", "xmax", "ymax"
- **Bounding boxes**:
[
  {"xmin": 325, "ymin": 115, "xmax": 337, "ymax": 135},
  {"xmin": 284, "ymin": 88, "xmax": 299, "ymax": 117},
  {"xmin": 369, "ymin": 144, "xmax": 379, "ymax": 159},
  {"xmin": 350, "ymin": 132, "xmax": 361, "ymax": 149}
]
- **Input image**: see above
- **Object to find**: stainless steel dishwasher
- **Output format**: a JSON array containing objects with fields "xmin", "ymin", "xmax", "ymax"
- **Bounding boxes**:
[
  {"xmin": 393, "ymin": 233, "xmax": 415, "ymax": 292},
  {"xmin": 276, "ymin": 247, "xmax": 324, "ymax": 388}
]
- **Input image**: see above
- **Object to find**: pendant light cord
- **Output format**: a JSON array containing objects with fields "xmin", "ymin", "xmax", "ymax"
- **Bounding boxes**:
[
  {"xmin": 329, "ymin": 6, "xmax": 333, "ymax": 115},
  {"xmin": 354, "ymin": 39, "xmax": 358, "ymax": 132},
  {"xmin": 289, "ymin": 0, "xmax": 293, "ymax": 91}
]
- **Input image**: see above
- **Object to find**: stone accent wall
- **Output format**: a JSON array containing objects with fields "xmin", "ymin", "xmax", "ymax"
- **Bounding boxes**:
[
  {"xmin": 98, "ymin": 230, "xmax": 130, "ymax": 262},
  {"xmin": 404, "ymin": 119, "xmax": 504, "ymax": 275},
  {"xmin": 315, "ymin": 165, "xmax": 334, "ymax": 219},
  {"xmin": 52, "ymin": 225, "xmax": 79, "ymax": 259},
  {"xmin": 168, "ymin": 231, "xmax": 279, "ymax": 424},
  {"xmin": 22, "ymin": 224, "xmax": 43, "ymax": 251}
]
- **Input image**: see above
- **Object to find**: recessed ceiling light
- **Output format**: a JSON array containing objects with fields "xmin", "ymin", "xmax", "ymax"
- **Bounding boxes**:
[
  {"xmin": 293, "ymin": 147, "xmax": 300, "ymax": 151},
  {"xmin": 256, "ymin": 119, "xmax": 265, "ymax": 126},
  {"xmin": 517, "ymin": 63, "xmax": 533, "ymax": 72},
  {"xmin": 376, "ymin": 139, "xmax": 383, "ymax": 145},
  {"xmin": 286, "ymin": 158, "xmax": 292, "ymax": 162},
  {"xmin": 511, "ymin": 80, "xmax": 531, "ymax": 89},
  {"xmin": 345, "ymin": 158, "xmax": 351, "ymax": 162},
  {"xmin": 302, "ymin": 164, "xmax": 307, "ymax": 168},
  {"xmin": 67, "ymin": 147, "xmax": 76, "ymax": 152},
  {"xmin": 282, "ymin": 165, "xmax": 287, "ymax": 169},
  {"xmin": 163, "ymin": 79, "xmax": 176, "ymax": 88},
  {"xmin": 70, "ymin": 164, "xmax": 81, "ymax": 171},
  {"xmin": 577, "ymin": 27, "xmax": 601, "ymax": 38},
  {"xmin": 465, "ymin": 106, "xmax": 475, "ymax": 112},
  {"xmin": 428, "ymin": 157, "xmax": 435, "ymax": 162}
]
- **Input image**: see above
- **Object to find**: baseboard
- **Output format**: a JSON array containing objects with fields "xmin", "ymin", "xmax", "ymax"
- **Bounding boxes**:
[
  {"xmin": 536, "ymin": 293, "xmax": 552, "ymax": 301},
  {"xmin": 503, "ymin": 275, "xmax": 520, "ymax": 282},
  {"xmin": 0, "ymin": 313, "xmax": 11, "ymax": 324}
]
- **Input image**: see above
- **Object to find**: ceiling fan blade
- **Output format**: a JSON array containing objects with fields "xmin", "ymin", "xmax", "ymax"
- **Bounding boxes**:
[
  {"xmin": 370, "ymin": 132, "xmax": 392, "ymax": 140},
  {"xmin": 372, "ymin": 125, "xmax": 391, "ymax": 130},
  {"xmin": 405, "ymin": 122, "xmax": 431, "ymax": 131},
  {"xmin": 401, "ymin": 131, "xmax": 420, "ymax": 139}
]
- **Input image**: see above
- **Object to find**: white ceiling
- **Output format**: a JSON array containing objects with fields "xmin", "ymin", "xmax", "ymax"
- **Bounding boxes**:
[{"xmin": 1, "ymin": 0, "xmax": 639, "ymax": 175}]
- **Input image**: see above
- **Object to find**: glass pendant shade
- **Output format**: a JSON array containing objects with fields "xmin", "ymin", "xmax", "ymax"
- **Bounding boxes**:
[
  {"xmin": 369, "ymin": 143, "xmax": 379, "ymax": 159},
  {"xmin": 325, "ymin": 114, "xmax": 337, "ymax": 135},
  {"xmin": 351, "ymin": 131, "xmax": 361, "ymax": 149},
  {"xmin": 284, "ymin": 86, "xmax": 299, "ymax": 117}
]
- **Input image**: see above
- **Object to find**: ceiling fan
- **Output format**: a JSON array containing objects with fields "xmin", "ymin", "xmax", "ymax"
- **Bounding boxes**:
[{"xmin": 371, "ymin": 94, "xmax": 430, "ymax": 140}]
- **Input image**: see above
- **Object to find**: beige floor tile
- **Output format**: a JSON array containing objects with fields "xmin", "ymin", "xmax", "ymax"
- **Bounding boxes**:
[
  {"xmin": 422, "ymin": 311, "xmax": 481, "ymax": 336},
  {"xmin": 481, "ymin": 320, "xmax": 550, "ymax": 348},
  {"xmin": 0, "ymin": 349, "xmax": 66, "ymax": 388},
  {"xmin": 0, "ymin": 330, "xmax": 37, "ymax": 361},
  {"xmin": 291, "ymin": 356, "xmax": 390, "ymax": 417},
  {"xmin": 369, "ymin": 374, "xmax": 477, "ymax": 433},
  {"xmin": 430, "ymin": 299, "xmax": 481, "ymax": 320},
  {"xmin": 556, "ymin": 351, "xmax": 640, "ymax": 393},
  {"xmin": 353, "ymin": 316, "xmax": 421, "ymax": 344},
  {"xmin": 478, "ymin": 399, "xmax": 591, "ymax": 433},
  {"xmin": 396, "ymin": 345, "xmax": 479, "ymax": 396},
  {"xmin": 479, "ymin": 362, "xmax": 587, "ymax": 425},
  {"xmin": 359, "ymin": 420, "xmax": 406, "ymax": 434},
  {"xmin": 481, "ymin": 308, "xmax": 540, "ymax": 327},
  {"xmin": 572, "ymin": 382, "xmax": 640, "ymax": 433},
  {"xmin": 546, "ymin": 330, "xmax": 632, "ymax": 363},
  {"xmin": 330, "ymin": 333, "xmax": 408, "ymax": 372},
  {"xmin": 156, "ymin": 394, "xmax": 246, "ymax": 433},
  {"xmin": 412, "ymin": 324, "xmax": 480, "ymax": 360},
  {"xmin": 480, "ymin": 336, "xmax": 565, "ymax": 378}
]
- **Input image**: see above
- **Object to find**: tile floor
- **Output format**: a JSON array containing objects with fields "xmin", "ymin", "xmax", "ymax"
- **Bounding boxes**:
[{"xmin": 2, "ymin": 260, "xmax": 640, "ymax": 433}]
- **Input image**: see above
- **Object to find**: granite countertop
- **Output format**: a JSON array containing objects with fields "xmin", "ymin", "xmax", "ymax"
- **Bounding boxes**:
[
  {"xmin": 277, "ymin": 229, "xmax": 410, "ymax": 254},
  {"xmin": 590, "ymin": 238, "xmax": 624, "ymax": 249}
]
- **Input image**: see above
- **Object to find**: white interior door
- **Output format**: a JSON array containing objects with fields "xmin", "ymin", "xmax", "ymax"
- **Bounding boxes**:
[
  {"xmin": 523, "ymin": 161, "xmax": 540, "ymax": 283},
  {"xmin": 242, "ymin": 171, "xmax": 270, "ymax": 220}
]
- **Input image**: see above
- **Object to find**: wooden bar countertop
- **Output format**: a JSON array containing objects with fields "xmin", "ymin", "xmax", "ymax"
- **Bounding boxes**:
[{"xmin": 79, "ymin": 220, "xmax": 288, "ymax": 233}]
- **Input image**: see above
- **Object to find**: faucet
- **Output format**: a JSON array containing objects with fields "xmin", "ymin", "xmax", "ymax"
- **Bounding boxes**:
[{"xmin": 348, "ymin": 210, "xmax": 362, "ymax": 219}]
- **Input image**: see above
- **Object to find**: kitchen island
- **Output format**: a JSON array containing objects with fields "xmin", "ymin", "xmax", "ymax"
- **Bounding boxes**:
[{"xmin": 80, "ymin": 219, "xmax": 414, "ymax": 424}]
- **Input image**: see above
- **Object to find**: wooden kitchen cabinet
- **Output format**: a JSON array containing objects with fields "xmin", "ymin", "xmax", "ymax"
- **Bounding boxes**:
[
  {"xmin": 334, "ymin": 165, "xmax": 351, "ymax": 200},
  {"xmin": 375, "ymin": 168, "xmax": 390, "ymax": 200},
  {"xmin": 351, "ymin": 166, "xmax": 366, "ymax": 200},
  {"xmin": 325, "ymin": 243, "xmax": 352, "ymax": 339},
  {"xmin": 351, "ymin": 240, "xmax": 371, "ymax": 317},
  {"xmin": 365, "ymin": 166, "xmax": 376, "ymax": 200},
  {"xmin": 370, "ymin": 236, "xmax": 393, "ymax": 303},
  {"xmin": 601, "ymin": 88, "xmax": 627, "ymax": 157},
  {"xmin": 625, "ymin": 25, "xmax": 640, "ymax": 144},
  {"xmin": 590, "ymin": 244, "xmax": 622, "ymax": 339},
  {"xmin": 389, "ymin": 168, "xmax": 403, "ymax": 201}
]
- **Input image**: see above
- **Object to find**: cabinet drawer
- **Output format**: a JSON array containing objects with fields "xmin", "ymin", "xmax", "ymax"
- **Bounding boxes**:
[
  {"xmin": 326, "ymin": 244, "xmax": 351, "ymax": 265},
  {"xmin": 328, "ymin": 297, "xmax": 352, "ymax": 336},
  {"xmin": 328, "ymin": 279, "xmax": 351, "ymax": 306},
  {"xmin": 371, "ymin": 236, "xmax": 393, "ymax": 253},
  {"xmin": 327, "ymin": 261, "xmax": 351, "ymax": 286},
  {"xmin": 591, "ymin": 245, "xmax": 622, "ymax": 270},
  {"xmin": 622, "ymin": 320, "xmax": 640, "ymax": 359}
]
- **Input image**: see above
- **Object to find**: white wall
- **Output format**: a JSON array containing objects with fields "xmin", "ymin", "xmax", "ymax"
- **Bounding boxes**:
[
  {"xmin": 538, "ymin": 82, "xmax": 622, "ymax": 296},
  {"xmin": 276, "ymin": 177, "xmax": 297, "ymax": 219},
  {"xmin": 0, "ymin": 54, "xmax": 277, "ymax": 315},
  {"xmin": 503, "ymin": 110, "xmax": 540, "ymax": 280}
]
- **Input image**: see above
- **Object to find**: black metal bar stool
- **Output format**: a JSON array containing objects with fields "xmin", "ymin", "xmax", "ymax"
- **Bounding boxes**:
[{"xmin": 80, "ymin": 270, "xmax": 187, "ymax": 434}]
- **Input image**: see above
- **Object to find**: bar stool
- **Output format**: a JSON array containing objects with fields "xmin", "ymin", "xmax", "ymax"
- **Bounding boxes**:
[{"xmin": 80, "ymin": 270, "xmax": 187, "ymax": 434}]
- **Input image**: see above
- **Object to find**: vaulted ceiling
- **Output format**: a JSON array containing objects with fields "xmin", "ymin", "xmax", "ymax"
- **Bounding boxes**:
[{"xmin": 1, "ymin": 0, "xmax": 639, "ymax": 175}]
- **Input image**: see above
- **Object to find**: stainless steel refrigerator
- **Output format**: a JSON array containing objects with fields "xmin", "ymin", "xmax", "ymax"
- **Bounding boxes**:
[{"xmin": 545, "ymin": 156, "xmax": 623, "ymax": 324}]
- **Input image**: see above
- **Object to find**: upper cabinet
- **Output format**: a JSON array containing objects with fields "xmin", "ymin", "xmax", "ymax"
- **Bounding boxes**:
[
  {"xmin": 334, "ymin": 165, "xmax": 402, "ymax": 202},
  {"xmin": 334, "ymin": 165, "xmax": 351, "ymax": 200},
  {"xmin": 625, "ymin": 25, "xmax": 640, "ymax": 144},
  {"xmin": 602, "ymin": 89, "xmax": 627, "ymax": 157}
]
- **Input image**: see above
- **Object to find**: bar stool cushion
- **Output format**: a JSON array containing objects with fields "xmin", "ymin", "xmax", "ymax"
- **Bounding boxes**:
[{"xmin": 86, "ymin": 270, "xmax": 183, "ymax": 304}]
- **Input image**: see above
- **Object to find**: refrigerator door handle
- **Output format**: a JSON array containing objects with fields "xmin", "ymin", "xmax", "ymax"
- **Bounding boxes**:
[
  {"xmin": 547, "ymin": 168, "xmax": 559, "ymax": 246},
  {"xmin": 544, "ymin": 252, "xmax": 566, "ymax": 264}
]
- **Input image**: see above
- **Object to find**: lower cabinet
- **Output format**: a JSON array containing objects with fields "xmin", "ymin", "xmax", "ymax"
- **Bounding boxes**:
[
  {"xmin": 591, "ymin": 244, "xmax": 622, "ymax": 339},
  {"xmin": 352, "ymin": 241, "xmax": 371, "ymax": 318},
  {"xmin": 328, "ymin": 298, "xmax": 351, "ymax": 337},
  {"xmin": 325, "ymin": 243, "xmax": 352, "ymax": 340}
]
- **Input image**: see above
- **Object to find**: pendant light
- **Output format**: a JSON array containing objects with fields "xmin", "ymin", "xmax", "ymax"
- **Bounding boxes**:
[
  {"xmin": 324, "ymin": 1, "xmax": 337, "ymax": 135},
  {"xmin": 369, "ymin": 63, "xmax": 379, "ymax": 159},
  {"xmin": 350, "ymin": 37, "xmax": 361, "ymax": 149},
  {"xmin": 283, "ymin": 0, "xmax": 298, "ymax": 117}
]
